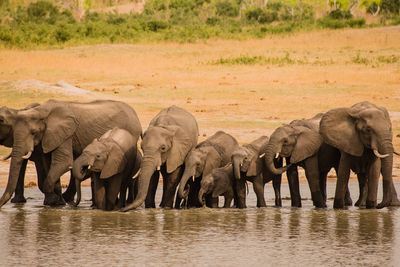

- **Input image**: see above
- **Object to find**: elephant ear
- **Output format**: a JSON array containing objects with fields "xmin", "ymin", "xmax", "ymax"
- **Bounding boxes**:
[
  {"xmin": 203, "ymin": 149, "xmax": 222, "ymax": 177},
  {"xmin": 100, "ymin": 143, "xmax": 127, "ymax": 179},
  {"xmin": 320, "ymin": 107, "xmax": 363, "ymax": 157},
  {"xmin": 165, "ymin": 125, "xmax": 193, "ymax": 173},
  {"xmin": 42, "ymin": 106, "xmax": 78, "ymax": 153},
  {"xmin": 290, "ymin": 126, "xmax": 323, "ymax": 164},
  {"xmin": 246, "ymin": 153, "xmax": 259, "ymax": 177}
]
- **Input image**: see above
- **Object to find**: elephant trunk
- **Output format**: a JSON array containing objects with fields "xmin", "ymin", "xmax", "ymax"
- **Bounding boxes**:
[
  {"xmin": 264, "ymin": 142, "xmax": 288, "ymax": 175},
  {"xmin": 378, "ymin": 138, "xmax": 394, "ymax": 207},
  {"xmin": 232, "ymin": 158, "xmax": 242, "ymax": 180},
  {"xmin": 0, "ymin": 145, "xmax": 27, "ymax": 208},
  {"xmin": 121, "ymin": 156, "xmax": 157, "ymax": 211},
  {"xmin": 72, "ymin": 154, "xmax": 92, "ymax": 180},
  {"xmin": 178, "ymin": 167, "xmax": 195, "ymax": 198},
  {"xmin": 74, "ymin": 178, "xmax": 81, "ymax": 207},
  {"xmin": 198, "ymin": 188, "xmax": 206, "ymax": 206}
]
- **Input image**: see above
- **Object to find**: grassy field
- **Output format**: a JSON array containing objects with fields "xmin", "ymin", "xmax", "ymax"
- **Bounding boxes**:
[{"xmin": 0, "ymin": 26, "xmax": 400, "ymax": 186}]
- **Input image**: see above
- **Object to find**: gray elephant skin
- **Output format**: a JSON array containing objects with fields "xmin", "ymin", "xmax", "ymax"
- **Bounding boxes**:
[
  {"xmin": 177, "ymin": 131, "xmax": 239, "ymax": 208},
  {"xmin": 199, "ymin": 163, "xmax": 236, "ymax": 208},
  {"xmin": 320, "ymin": 101, "xmax": 400, "ymax": 209},
  {"xmin": 232, "ymin": 136, "xmax": 283, "ymax": 208},
  {"xmin": 122, "ymin": 105, "xmax": 198, "ymax": 211},
  {"xmin": 0, "ymin": 99, "xmax": 142, "ymax": 207},
  {"xmin": 73, "ymin": 128, "xmax": 141, "ymax": 210}
]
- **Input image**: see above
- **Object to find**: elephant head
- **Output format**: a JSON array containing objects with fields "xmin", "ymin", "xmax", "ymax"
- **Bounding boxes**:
[
  {"xmin": 72, "ymin": 128, "xmax": 135, "ymax": 206},
  {"xmin": 198, "ymin": 173, "xmax": 214, "ymax": 206},
  {"xmin": 178, "ymin": 146, "xmax": 221, "ymax": 199},
  {"xmin": 264, "ymin": 124, "xmax": 322, "ymax": 175},
  {"xmin": 123, "ymin": 124, "xmax": 193, "ymax": 210},
  {"xmin": 0, "ymin": 107, "xmax": 17, "ymax": 149},
  {"xmin": 0, "ymin": 104, "xmax": 78, "ymax": 207},
  {"xmin": 320, "ymin": 102, "xmax": 394, "ymax": 207}
]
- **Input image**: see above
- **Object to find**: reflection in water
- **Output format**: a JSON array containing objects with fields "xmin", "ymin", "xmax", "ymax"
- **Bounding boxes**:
[{"xmin": 0, "ymin": 183, "xmax": 399, "ymax": 266}]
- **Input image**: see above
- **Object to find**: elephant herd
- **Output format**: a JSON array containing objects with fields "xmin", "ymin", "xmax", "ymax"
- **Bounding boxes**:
[{"xmin": 0, "ymin": 99, "xmax": 399, "ymax": 211}]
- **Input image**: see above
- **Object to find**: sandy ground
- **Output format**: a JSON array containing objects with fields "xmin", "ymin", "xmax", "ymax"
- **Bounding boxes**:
[{"xmin": 0, "ymin": 26, "xmax": 399, "ymax": 188}]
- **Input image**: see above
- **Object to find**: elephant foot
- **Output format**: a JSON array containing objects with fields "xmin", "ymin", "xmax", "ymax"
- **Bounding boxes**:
[
  {"xmin": 333, "ymin": 198, "xmax": 345, "ymax": 209},
  {"xmin": 390, "ymin": 198, "xmax": 400, "ymax": 206},
  {"xmin": 44, "ymin": 193, "xmax": 66, "ymax": 206},
  {"xmin": 376, "ymin": 200, "xmax": 390, "ymax": 209},
  {"xmin": 312, "ymin": 192, "xmax": 327, "ymax": 208},
  {"xmin": 345, "ymin": 198, "xmax": 353, "ymax": 207},
  {"xmin": 11, "ymin": 195, "xmax": 27, "ymax": 203},
  {"xmin": 62, "ymin": 191, "xmax": 75, "ymax": 203},
  {"xmin": 355, "ymin": 198, "xmax": 366, "ymax": 207},
  {"xmin": 366, "ymin": 200, "xmax": 377, "ymax": 209}
]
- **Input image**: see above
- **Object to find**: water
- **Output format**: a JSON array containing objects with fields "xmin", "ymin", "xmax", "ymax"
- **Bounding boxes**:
[{"xmin": 1, "ymin": 182, "xmax": 400, "ymax": 266}]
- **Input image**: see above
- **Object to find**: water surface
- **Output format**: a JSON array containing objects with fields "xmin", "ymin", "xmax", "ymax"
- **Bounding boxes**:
[{"xmin": 1, "ymin": 182, "xmax": 400, "ymax": 266}]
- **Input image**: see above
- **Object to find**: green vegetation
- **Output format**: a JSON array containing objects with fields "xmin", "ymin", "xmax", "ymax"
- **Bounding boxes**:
[{"xmin": 0, "ymin": 0, "xmax": 399, "ymax": 48}]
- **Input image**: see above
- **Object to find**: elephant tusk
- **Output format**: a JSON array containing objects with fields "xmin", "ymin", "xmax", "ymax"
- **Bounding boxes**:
[
  {"xmin": 22, "ymin": 151, "xmax": 32, "ymax": 159},
  {"xmin": 192, "ymin": 175, "xmax": 195, "ymax": 182},
  {"xmin": 275, "ymin": 153, "xmax": 280, "ymax": 159},
  {"xmin": 373, "ymin": 149, "xmax": 389, "ymax": 159},
  {"xmin": 259, "ymin": 153, "xmax": 265, "ymax": 158},
  {"xmin": 87, "ymin": 165, "xmax": 92, "ymax": 170},
  {"xmin": 68, "ymin": 166, "xmax": 73, "ymax": 170},
  {"xmin": 156, "ymin": 165, "xmax": 160, "ymax": 171},
  {"xmin": 132, "ymin": 168, "xmax": 141, "ymax": 179},
  {"xmin": 1, "ymin": 152, "xmax": 12, "ymax": 161}
]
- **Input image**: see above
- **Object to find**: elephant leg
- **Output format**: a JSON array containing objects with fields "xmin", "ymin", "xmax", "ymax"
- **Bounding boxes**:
[
  {"xmin": 377, "ymin": 155, "xmax": 394, "ymax": 209},
  {"xmin": 272, "ymin": 175, "xmax": 282, "ymax": 207},
  {"xmin": 43, "ymin": 139, "xmax": 73, "ymax": 206},
  {"xmin": 390, "ymin": 183, "xmax": 400, "ymax": 206},
  {"xmin": 62, "ymin": 172, "xmax": 76, "ymax": 203},
  {"xmin": 235, "ymin": 179, "xmax": 246, "ymax": 209},
  {"xmin": 106, "ymin": 175, "xmax": 123, "ymax": 211},
  {"xmin": 366, "ymin": 157, "xmax": 381, "ymax": 209},
  {"xmin": 223, "ymin": 192, "xmax": 233, "ymax": 208},
  {"xmin": 253, "ymin": 176, "xmax": 266, "ymax": 207},
  {"xmin": 355, "ymin": 172, "xmax": 367, "ymax": 207},
  {"xmin": 91, "ymin": 179, "xmax": 95, "ymax": 207},
  {"xmin": 344, "ymin": 186, "xmax": 353, "ymax": 206},
  {"xmin": 287, "ymin": 163, "xmax": 301, "ymax": 207},
  {"xmin": 160, "ymin": 167, "xmax": 182, "ymax": 209},
  {"xmin": 188, "ymin": 178, "xmax": 202, "ymax": 208},
  {"xmin": 209, "ymin": 196, "xmax": 218, "ymax": 208},
  {"xmin": 118, "ymin": 178, "xmax": 129, "ymax": 208},
  {"xmin": 94, "ymin": 177, "xmax": 106, "ymax": 210},
  {"xmin": 145, "ymin": 171, "xmax": 159, "ymax": 208},
  {"xmin": 319, "ymin": 170, "xmax": 328, "ymax": 204},
  {"xmin": 334, "ymin": 152, "xmax": 351, "ymax": 209},
  {"xmin": 38, "ymin": 153, "xmax": 51, "ymax": 193},
  {"xmin": 304, "ymin": 156, "xmax": 325, "ymax": 208},
  {"xmin": 11, "ymin": 159, "xmax": 28, "ymax": 203}
]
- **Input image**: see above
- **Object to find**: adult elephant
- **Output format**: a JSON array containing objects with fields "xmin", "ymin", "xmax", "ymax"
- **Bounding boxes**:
[
  {"xmin": 320, "ymin": 101, "xmax": 400, "ymax": 209},
  {"xmin": 0, "ymin": 99, "xmax": 142, "ymax": 207},
  {"xmin": 73, "ymin": 128, "xmax": 141, "ymax": 210},
  {"xmin": 232, "ymin": 136, "xmax": 283, "ymax": 208},
  {"xmin": 177, "ymin": 131, "xmax": 239, "ymax": 208},
  {"xmin": 121, "ymin": 105, "xmax": 198, "ymax": 211}
]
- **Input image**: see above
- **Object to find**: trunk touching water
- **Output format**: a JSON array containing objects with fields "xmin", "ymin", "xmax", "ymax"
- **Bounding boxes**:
[
  {"xmin": 74, "ymin": 178, "xmax": 82, "ymax": 206},
  {"xmin": 264, "ymin": 142, "xmax": 289, "ymax": 175},
  {"xmin": 232, "ymin": 158, "xmax": 242, "ymax": 180},
  {"xmin": 198, "ymin": 188, "xmax": 206, "ymax": 206},
  {"xmin": 0, "ymin": 147, "xmax": 26, "ymax": 208},
  {"xmin": 121, "ymin": 157, "xmax": 156, "ymax": 211},
  {"xmin": 178, "ymin": 167, "xmax": 195, "ymax": 198},
  {"xmin": 378, "ymin": 137, "xmax": 394, "ymax": 206}
]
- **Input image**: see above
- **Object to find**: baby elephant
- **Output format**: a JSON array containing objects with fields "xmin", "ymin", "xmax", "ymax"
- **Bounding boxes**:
[
  {"xmin": 72, "ymin": 128, "xmax": 139, "ymax": 211},
  {"xmin": 199, "ymin": 164, "xmax": 235, "ymax": 208}
]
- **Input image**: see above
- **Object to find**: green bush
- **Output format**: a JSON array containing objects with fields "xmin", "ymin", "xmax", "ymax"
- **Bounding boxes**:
[
  {"xmin": 381, "ymin": 0, "xmax": 400, "ymax": 15},
  {"xmin": 328, "ymin": 9, "xmax": 352, "ymax": 19},
  {"xmin": 245, "ymin": 7, "xmax": 278, "ymax": 24},
  {"xmin": 216, "ymin": 0, "xmax": 239, "ymax": 17}
]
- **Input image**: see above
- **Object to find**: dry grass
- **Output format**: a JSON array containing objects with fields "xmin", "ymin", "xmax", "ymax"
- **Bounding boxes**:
[{"xmin": 0, "ymin": 26, "xmax": 400, "ymax": 186}]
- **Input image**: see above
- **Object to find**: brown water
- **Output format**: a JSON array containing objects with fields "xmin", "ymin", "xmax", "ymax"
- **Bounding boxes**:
[{"xmin": 1, "ymin": 182, "xmax": 400, "ymax": 266}]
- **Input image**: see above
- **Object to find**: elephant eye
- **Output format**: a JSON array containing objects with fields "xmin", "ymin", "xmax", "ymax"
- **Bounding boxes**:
[
  {"xmin": 283, "ymin": 138, "xmax": 288, "ymax": 144},
  {"xmin": 96, "ymin": 154, "xmax": 101, "ymax": 159},
  {"xmin": 365, "ymin": 126, "xmax": 372, "ymax": 133},
  {"xmin": 160, "ymin": 145, "xmax": 167, "ymax": 152}
]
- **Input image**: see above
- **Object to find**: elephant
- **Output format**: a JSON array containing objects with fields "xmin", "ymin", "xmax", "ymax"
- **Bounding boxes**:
[
  {"xmin": 73, "ymin": 128, "xmax": 141, "ymax": 210},
  {"xmin": 320, "ymin": 101, "xmax": 400, "ymax": 209},
  {"xmin": 0, "ymin": 103, "xmax": 60, "ymax": 203},
  {"xmin": 121, "ymin": 105, "xmax": 198, "ymax": 211},
  {"xmin": 177, "ymin": 130, "xmax": 239, "ymax": 208},
  {"xmin": 0, "ymin": 99, "xmax": 142, "ymax": 207},
  {"xmin": 262, "ymin": 114, "xmax": 328, "ymax": 208},
  {"xmin": 231, "ymin": 136, "xmax": 283, "ymax": 208},
  {"xmin": 199, "ymin": 163, "xmax": 236, "ymax": 208}
]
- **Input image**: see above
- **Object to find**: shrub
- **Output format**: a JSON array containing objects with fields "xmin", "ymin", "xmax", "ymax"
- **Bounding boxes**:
[
  {"xmin": 27, "ymin": 0, "xmax": 59, "ymax": 22},
  {"xmin": 381, "ymin": 0, "xmax": 400, "ymax": 15},
  {"xmin": 215, "ymin": 0, "xmax": 239, "ymax": 17},
  {"xmin": 328, "ymin": 9, "xmax": 353, "ymax": 19},
  {"xmin": 245, "ymin": 7, "xmax": 278, "ymax": 24}
]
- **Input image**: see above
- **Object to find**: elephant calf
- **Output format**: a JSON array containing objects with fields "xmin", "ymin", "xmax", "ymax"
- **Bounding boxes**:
[
  {"xmin": 73, "ymin": 128, "xmax": 140, "ymax": 211},
  {"xmin": 199, "ymin": 164, "xmax": 236, "ymax": 208}
]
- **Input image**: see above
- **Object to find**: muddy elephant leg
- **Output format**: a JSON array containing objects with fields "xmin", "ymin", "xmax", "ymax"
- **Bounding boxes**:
[
  {"xmin": 223, "ymin": 192, "xmax": 233, "ymax": 208},
  {"xmin": 160, "ymin": 167, "xmax": 183, "ymax": 209},
  {"xmin": 62, "ymin": 172, "xmax": 76, "ymax": 203},
  {"xmin": 90, "ymin": 179, "xmax": 95, "ymax": 207},
  {"xmin": 319, "ymin": 170, "xmax": 328, "ymax": 204},
  {"xmin": 235, "ymin": 179, "xmax": 246, "ymax": 208},
  {"xmin": 187, "ymin": 177, "xmax": 202, "ymax": 208},
  {"xmin": 106, "ymin": 175, "xmax": 123, "ymax": 211},
  {"xmin": 145, "ymin": 171, "xmax": 159, "ymax": 208},
  {"xmin": 210, "ymin": 196, "xmax": 218, "ymax": 208},
  {"xmin": 11, "ymin": 159, "xmax": 28, "ymax": 203},
  {"xmin": 272, "ymin": 175, "xmax": 282, "ymax": 207},
  {"xmin": 366, "ymin": 157, "xmax": 381, "ymax": 208},
  {"xmin": 354, "ymin": 172, "xmax": 367, "ymax": 207},
  {"xmin": 390, "ymin": 183, "xmax": 400, "ymax": 206},
  {"xmin": 304, "ymin": 156, "xmax": 325, "ymax": 208},
  {"xmin": 93, "ymin": 176, "xmax": 106, "ymax": 210},
  {"xmin": 287, "ymin": 162, "xmax": 301, "ymax": 207},
  {"xmin": 334, "ymin": 152, "xmax": 351, "ymax": 209},
  {"xmin": 253, "ymin": 175, "xmax": 266, "ymax": 207}
]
